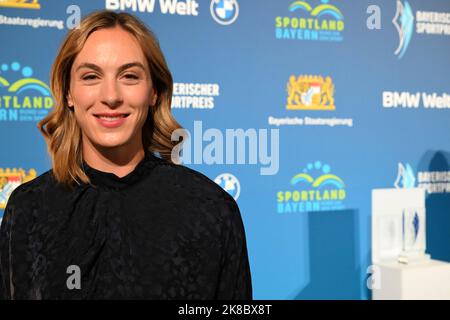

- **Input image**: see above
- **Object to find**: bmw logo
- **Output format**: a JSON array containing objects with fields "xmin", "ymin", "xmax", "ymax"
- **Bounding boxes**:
[
  {"xmin": 210, "ymin": 0, "xmax": 239, "ymax": 26},
  {"xmin": 214, "ymin": 173, "xmax": 241, "ymax": 200}
]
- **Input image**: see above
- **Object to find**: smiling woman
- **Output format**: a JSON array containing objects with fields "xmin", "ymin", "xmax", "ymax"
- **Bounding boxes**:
[
  {"xmin": 65, "ymin": 26, "xmax": 160, "ymax": 178},
  {"xmin": 39, "ymin": 11, "xmax": 179, "ymax": 183},
  {"xmin": 0, "ymin": 10, "xmax": 252, "ymax": 300}
]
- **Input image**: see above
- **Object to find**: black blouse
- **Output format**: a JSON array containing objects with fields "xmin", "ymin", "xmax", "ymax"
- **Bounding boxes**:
[{"xmin": 0, "ymin": 152, "xmax": 252, "ymax": 299}]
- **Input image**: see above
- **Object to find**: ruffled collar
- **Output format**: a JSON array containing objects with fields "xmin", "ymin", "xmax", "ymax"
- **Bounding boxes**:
[{"xmin": 81, "ymin": 151, "xmax": 159, "ymax": 190}]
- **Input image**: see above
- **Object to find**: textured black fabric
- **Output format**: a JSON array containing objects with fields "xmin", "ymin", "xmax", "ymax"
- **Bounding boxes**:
[{"xmin": 0, "ymin": 152, "xmax": 252, "ymax": 300}]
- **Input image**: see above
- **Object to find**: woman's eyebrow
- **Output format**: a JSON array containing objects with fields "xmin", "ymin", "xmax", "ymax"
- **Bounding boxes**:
[{"xmin": 75, "ymin": 62, "xmax": 147, "ymax": 73}]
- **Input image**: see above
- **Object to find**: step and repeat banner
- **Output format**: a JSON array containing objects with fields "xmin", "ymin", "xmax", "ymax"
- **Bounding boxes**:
[{"xmin": 1, "ymin": 0, "xmax": 450, "ymax": 299}]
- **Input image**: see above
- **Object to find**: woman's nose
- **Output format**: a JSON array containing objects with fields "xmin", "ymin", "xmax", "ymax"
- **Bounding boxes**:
[{"xmin": 100, "ymin": 77, "xmax": 123, "ymax": 108}]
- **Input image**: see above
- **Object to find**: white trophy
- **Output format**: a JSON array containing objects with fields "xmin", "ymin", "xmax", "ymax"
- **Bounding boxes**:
[
  {"xmin": 372, "ymin": 188, "xmax": 430, "ymax": 265},
  {"xmin": 370, "ymin": 164, "xmax": 450, "ymax": 299}
]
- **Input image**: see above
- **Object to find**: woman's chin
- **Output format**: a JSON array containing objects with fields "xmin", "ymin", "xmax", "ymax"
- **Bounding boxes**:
[{"xmin": 92, "ymin": 137, "xmax": 132, "ymax": 150}]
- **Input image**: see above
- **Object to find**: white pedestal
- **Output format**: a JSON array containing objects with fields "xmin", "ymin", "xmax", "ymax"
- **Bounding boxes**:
[{"xmin": 372, "ymin": 259, "xmax": 450, "ymax": 300}]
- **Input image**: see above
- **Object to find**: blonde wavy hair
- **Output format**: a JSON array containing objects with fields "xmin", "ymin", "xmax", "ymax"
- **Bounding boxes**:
[{"xmin": 38, "ymin": 10, "xmax": 182, "ymax": 189}]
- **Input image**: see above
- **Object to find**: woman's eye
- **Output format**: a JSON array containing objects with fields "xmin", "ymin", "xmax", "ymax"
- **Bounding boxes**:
[
  {"xmin": 82, "ymin": 74, "xmax": 98, "ymax": 80},
  {"xmin": 124, "ymin": 74, "xmax": 139, "ymax": 80},
  {"xmin": 80, "ymin": 74, "xmax": 139, "ymax": 81}
]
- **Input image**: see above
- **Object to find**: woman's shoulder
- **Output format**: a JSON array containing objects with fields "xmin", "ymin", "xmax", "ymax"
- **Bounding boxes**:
[
  {"xmin": 152, "ymin": 159, "xmax": 237, "ymax": 205},
  {"xmin": 149, "ymin": 159, "xmax": 241, "ymax": 218},
  {"xmin": 1, "ymin": 169, "xmax": 54, "ymax": 227},
  {"xmin": 149, "ymin": 159, "xmax": 245, "ymax": 237},
  {"xmin": 6, "ymin": 169, "xmax": 54, "ymax": 205}
]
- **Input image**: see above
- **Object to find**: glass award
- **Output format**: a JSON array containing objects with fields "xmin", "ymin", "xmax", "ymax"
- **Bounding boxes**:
[
  {"xmin": 372, "ymin": 188, "xmax": 429, "ymax": 265},
  {"xmin": 398, "ymin": 207, "xmax": 430, "ymax": 264},
  {"xmin": 376, "ymin": 212, "xmax": 403, "ymax": 262}
]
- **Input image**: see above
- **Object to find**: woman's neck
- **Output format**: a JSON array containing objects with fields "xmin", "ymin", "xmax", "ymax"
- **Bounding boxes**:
[{"xmin": 82, "ymin": 138, "xmax": 146, "ymax": 178}]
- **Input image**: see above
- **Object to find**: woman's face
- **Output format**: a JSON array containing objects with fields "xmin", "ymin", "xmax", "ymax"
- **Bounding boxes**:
[{"xmin": 67, "ymin": 26, "xmax": 156, "ymax": 151}]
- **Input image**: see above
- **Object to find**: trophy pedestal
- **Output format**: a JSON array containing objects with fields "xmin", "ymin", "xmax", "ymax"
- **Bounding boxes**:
[
  {"xmin": 398, "ymin": 252, "xmax": 431, "ymax": 264},
  {"xmin": 372, "ymin": 259, "xmax": 450, "ymax": 300}
]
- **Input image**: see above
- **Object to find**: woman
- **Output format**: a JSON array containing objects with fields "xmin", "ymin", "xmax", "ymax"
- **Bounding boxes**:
[{"xmin": 0, "ymin": 10, "xmax": 252, "ymax": 300}]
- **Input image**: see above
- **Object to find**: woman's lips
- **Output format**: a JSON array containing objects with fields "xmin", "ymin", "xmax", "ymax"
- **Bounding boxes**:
[{"xmin": 94, "ymin": 113, "xmax": 130, "ymax": 128}]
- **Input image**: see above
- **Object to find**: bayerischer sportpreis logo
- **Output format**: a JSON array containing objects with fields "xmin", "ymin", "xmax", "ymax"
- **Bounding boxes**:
[
  {"xmin": 210, "ymin": 0, "xmax": 239, "ymax": 25},
  {"xmin": 392, "ymin": 0, "xmax": 450, "ymax": 59},
  {"xmin": 393, "ymin": 0, "xmax": 414, "ymax": 59},
  {"xmin": 275, "ymin": 0, "xmax": 344, "ymax": 41}
]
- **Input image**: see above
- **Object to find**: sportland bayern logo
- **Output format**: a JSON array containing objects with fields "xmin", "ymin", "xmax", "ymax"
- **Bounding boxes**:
[
  {"xmin": 210, "ymin": 0, "xmax": 239, "ymax": 25},
  {"xmin": 276, "ymin": 161, "xmax": 346, "ymax": 213},
  {"xmin": 0, "ymin": 61, "xmax": 54, "ymax": 122}
]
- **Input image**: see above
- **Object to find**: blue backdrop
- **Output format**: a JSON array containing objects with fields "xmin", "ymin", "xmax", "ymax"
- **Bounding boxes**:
[{"xmin": 1, "ymin": 0, "xmax": 450, "ymax": 299}]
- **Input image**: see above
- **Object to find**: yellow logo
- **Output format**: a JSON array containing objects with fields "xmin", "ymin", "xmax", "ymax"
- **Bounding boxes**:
[
  {"xmin": 0, "ymin": 167, "xmax": 37, "ymax": 209},
  {"xmin": 0, "ymin": 0, "xmax": 40, "ymax": 9},
  {"xmin": 287, "ymin": 74, "xmax": 335, "ymax": 110}
]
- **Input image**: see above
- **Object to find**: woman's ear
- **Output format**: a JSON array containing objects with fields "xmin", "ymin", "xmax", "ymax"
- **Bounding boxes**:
[
  {"xmin": 150, "ymin": 91, "xmax": 158, "ymax": 107},
  {"xmin": 67, "ymin": 92, "xmax": 74, "ymax": 109}
]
